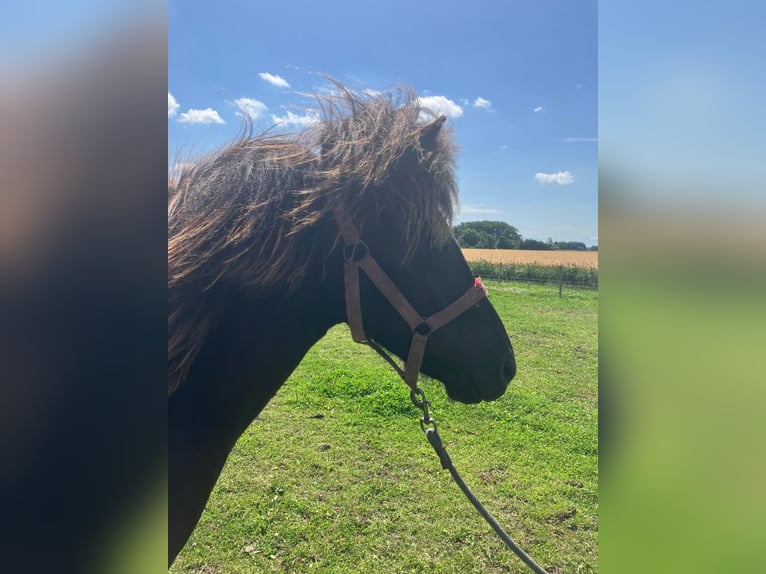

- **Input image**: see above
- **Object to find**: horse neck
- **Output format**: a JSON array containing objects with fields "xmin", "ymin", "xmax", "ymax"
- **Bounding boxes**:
[
  {"xmin": 168, "ymin": 272, "xmax": 344, "ymax": 563},
  {"xmin": 172, "ymin": 278, "xmax": 343, "ymax": 441}
]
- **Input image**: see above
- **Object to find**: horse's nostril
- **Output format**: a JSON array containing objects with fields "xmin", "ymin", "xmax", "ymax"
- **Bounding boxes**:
[{"xmin": 502, "ymin": 354, "xmax": 516, "ymax": 382}]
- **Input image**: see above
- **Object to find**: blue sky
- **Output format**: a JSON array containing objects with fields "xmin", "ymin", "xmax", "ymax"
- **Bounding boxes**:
[
  {"xmin": 169, "ymin": 0, "xmax": 597, "ymax": 245},
  {"xmin": 599, "ymin": 1, "xmax": 766, "ymax": 209}
]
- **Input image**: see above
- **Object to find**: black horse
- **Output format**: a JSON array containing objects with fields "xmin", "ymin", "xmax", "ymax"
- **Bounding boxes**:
[{"xmin": 168, "ymin": 84, "xmax": 516, "ymax": 564}]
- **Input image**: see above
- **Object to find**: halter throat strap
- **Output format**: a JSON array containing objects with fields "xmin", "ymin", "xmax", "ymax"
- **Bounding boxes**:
[{"xmin": 333, "ymin": 206, "xmax": 487, "ymax": 389}]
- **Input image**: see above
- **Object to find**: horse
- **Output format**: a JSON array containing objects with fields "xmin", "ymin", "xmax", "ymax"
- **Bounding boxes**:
[{"xmin": 167, "ymin": 84, "xmax": 516, "ymax": 565}]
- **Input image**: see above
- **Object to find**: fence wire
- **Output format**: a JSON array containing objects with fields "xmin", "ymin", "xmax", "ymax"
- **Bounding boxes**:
[{"xmin": 467, "ymin": 262, "xmax": 599, "ymax": 292}]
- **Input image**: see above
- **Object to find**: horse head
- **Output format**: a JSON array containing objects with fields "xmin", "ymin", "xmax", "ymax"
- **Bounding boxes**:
[{"xmin": 317, "ymin": 96, "xmax": 516, "ymax": 403}]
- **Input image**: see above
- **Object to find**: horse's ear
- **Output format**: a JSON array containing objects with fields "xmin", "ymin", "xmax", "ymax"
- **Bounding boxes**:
[{"xmin": 420, "ymin": 115, "xmax": 447, "ymax": 148}]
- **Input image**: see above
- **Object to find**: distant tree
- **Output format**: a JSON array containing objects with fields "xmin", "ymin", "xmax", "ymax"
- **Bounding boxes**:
[
  {"xmin": 553, "ymin": 241, "xmax": 588, "ymax": 251},
  {"xmin": 453, "ymin": 221, "xmax": 521, "ymax": 249},
  {"xmin": 455, "ymin": 227, "xmax": 484, "ymax": 248},
  {"xmin": 453, "ymin": 221, "xmax": 586, "ymax": 251},
  {"xmin": 495, "ymin": 233, "xmax": 518, "ymax": 249},
  {"xmin": 520, "ymin": 238, "xmax": 551, "ymax": 250},
  {"xmin": 477, "ymin": 234, "xmax": 495, "ymax": 248}
]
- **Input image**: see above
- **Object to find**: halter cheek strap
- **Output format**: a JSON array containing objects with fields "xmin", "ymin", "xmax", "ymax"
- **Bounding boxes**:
[{"xmin": 334, "ymin": 206, "xmax": 488, "ymax": 390}]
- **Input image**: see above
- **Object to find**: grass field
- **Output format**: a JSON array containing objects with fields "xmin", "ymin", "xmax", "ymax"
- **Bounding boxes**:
[
  {"xmin": 171, "ymin": 280, "xmax": 598, "ymax": 573},
  {"xmin": 462, "ymin": 249, "xmax": 599, "ymax": 269}
]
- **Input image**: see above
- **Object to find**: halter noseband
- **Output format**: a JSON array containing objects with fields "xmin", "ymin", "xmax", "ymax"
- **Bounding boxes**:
[{"xmin": 334, "ymin": 206, "xmax": 488, "ymax": 390}]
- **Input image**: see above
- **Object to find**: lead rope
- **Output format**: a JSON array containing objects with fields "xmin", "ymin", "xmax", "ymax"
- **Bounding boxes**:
[
  {"xmin": 363, "ymin": 346, "xmax": 552, "ymax": 574},
  {"xmin": 411, "ymin": 388, "xmax": 551, "ymax": 574}
]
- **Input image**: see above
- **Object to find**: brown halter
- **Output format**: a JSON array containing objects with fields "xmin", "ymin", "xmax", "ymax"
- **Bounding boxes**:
[{"xmin": 333, "ymin": 205, "xmax": 488, "ymax": 391}]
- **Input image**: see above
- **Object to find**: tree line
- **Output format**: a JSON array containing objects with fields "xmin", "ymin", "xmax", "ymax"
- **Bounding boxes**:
[{"xmin": 453, "ymin": 221, "xmax": 597, "ymax": 251}]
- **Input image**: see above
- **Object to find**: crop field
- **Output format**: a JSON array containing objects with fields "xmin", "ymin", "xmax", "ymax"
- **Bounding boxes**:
[
  {"xmin": 171, "ymin": 280, "xmax": 598, "ymax": 573},
  {"xmin": 462, "ymin": 249, "xmax": 599, "ymax": 269}
]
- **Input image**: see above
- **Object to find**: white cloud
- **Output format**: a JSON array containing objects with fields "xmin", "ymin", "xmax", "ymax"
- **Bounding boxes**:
[
  {"xmin": 459, "ymin": 98, "xmax": 470, "ymax": 106},
  {"xmin": 259, "ymin": 72, "xmax": 290, "ymax": 88},
  {"xmin": 561, "ymin": 137, "xmax": 597, "ymax": 143},
  {"xmin": 415, "ymin": 95, "xmax": 463, "ymax": 121},
  {"xmin": 271, "ymin": 110, "xmax": 319, "ymax": 128},
  {"xmin": 460, "ymin": 204, "xmax": 502, "ymax": 215},
  {"xmin": 177, "ymin": 108, "xmax": 225, "ymax": 125},
  {"xmin": 533, "ymin": 105, "xmax": 545, "ymax": 113},
  {"xmin": 473, "ymin": 97, "xmax": 492, "ymax": 110},
  {"xmin": 234, "ymin": 97, "xmax": 268, "ymax": 119},
  {"xmin": 535, "ymin": 171, "xmax": 574, "ymax": 185},
  {"xmin": 363, "ymin": 88, "xmax": 382, "ymax": 97},
  {"xmin": 499, "ymin": 144, "xmax": 508, "ymax": 150},
  {"xmin": 168, "ymin": 92, "xmax": 179, "ymax": 118}
]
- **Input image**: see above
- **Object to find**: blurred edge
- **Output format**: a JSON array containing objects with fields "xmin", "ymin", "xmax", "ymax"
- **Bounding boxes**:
[
  {"xmin": 600, "ymin": 2, "xmax": 765, "ymax": 573},
  {"xmin": 0, "ymin": 5, "xmax": 167, "ymax": 574}
]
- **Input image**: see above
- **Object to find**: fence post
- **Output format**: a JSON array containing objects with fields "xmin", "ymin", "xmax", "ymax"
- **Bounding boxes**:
[{"xmin": 558, "ymin": 265, "xmax": 563, "ymax": 297}]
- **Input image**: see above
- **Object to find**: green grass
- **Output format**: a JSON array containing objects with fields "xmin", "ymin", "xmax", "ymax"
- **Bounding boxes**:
[{"xmin": 171, "ymin": 281, "xmax": 598, "ymax": 573}]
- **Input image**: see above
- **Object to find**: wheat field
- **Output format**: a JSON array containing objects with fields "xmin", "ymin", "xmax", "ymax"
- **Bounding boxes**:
[{"xmin": 462, "ymin": 248, "xmax": 599, "ymax": 269}]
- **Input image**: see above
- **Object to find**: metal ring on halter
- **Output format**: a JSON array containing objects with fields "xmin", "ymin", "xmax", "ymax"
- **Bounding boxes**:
[
  {"xmin": 343, "ymin": 241, "xmax": 369, "ymax": 263},
  {"xmin": 414, "ymin": 321, "xmax": 431, "ymax": 336},
  {"xmin": 410, "ymin": 387, "xmax": 427, "ymax": 408}
]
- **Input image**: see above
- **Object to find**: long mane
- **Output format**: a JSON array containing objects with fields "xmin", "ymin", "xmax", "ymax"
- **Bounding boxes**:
[{"xmin": 168, "ymin": 82, "xmax": 459, "ymax": 394}]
